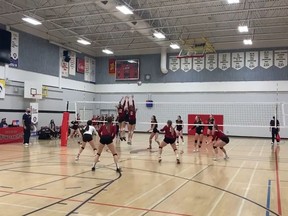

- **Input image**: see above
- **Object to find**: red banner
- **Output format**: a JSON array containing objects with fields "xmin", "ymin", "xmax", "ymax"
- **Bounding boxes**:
[
  {"xmin": 0, "ymin": 127, "xmax": 23, "ymax": 144},
  {"xmin": 77, "ymin": 58, "xmax": 85, "ymax": 73},
  {"xmin": 109, "ymin": 59, "xmax": 116, "ymax": 74}
]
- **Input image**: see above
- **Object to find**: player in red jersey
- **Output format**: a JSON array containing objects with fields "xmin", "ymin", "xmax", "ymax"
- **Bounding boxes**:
[
  {"xmin": 116, "ymin": 97, "xmax": 127, "ymax": 141},
  {"xmin": 190, "ymin": 116, "xmax": 204, "ymax": 152},
  {"xmin": 91, "ymin": 115, "xmax": 98, "ymax": 129},
  {"xmin": 206, "ymin": 114, "xmax": 215, "ymax": 144},
  {"xmin": 210, "ymin": 124, "xmax": 229, "ymax": 161},
  {"xmin": 91, "ymin": 117, "xmax": 121, "ymax": 172},
  {"xmin": 158, "ymin": 120, "xmax": 180, "ymax": 164},
  {"xmin": 147, "ymin": 115, "xmax": 160, "ymax": 149},
  {"xmin": 127, "ymin": 95, "xmax": 137, "ymax": 145}
]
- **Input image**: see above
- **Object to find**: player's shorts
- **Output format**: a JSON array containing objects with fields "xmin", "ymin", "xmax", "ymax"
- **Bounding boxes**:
[
  {"xmin": 164, "ymin": 137, "xmax": 176, "ymax": 144},
  {"xmin": 176, "ymin": 126, "xmax": 183, "ymax": 132},
  {"xmin": 196, "ymin": 129, "xmax": 203, "ymax": 134},
  {"xmin": 100, "ymin": 136, "xmax": 113, "ymax": 145},
  {"xmin": 129, "ymin": 119, "xmax": 136, "ymax": 125},
  {"xmin": 152, "ymin": 128, "xmax": 159, "ymax": 133},
  {"xmin": 83, "ymin": 134, "xmax": 93, "ymax": 142},
  {"xmin": 208, "ymin": 126, "xmax": 213, "ymax": 130},
  {"xmin": 220, "ymin": 136, "xmax": 229, "ymax": 144},
  {"xmin": 116, "ymin": 124, "xmax": 119, "ymax": 134},
  {"xmin": 118, "ymin": 117, "xmax": 125, "ymax": 123},
  {"xmin": 72, "ymin": 125, "xmax": 79, "ymax": 130},
  {"xmin": 124, "ymin": 114, "xmax": 129, "ymax": 123}
]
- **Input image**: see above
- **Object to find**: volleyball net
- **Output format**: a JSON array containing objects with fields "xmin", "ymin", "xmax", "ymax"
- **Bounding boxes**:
[{"xmin": 72, "ymin": 101, "xmax": 288, "ymax": 138}]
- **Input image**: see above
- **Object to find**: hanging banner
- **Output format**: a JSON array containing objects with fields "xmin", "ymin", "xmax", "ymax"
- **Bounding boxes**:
[
  {"xmin": 90, "ymin": 58, "xmax": 96, "ymax": 83},
  {"xmin": 193, "ymin": 56, "xmax": 204, "ymax": 72},
  {"xmin": 169, "ymin": 57, "xmax": 180, "ymax": 72},
  {"xmin": 84, "ymin": 56, "xmax": 91, "ymax": 81},
  {"xmin": 260, "ymin": 51, "xmax": 273, "ymax": 69},
  {"xmin": 30, "ymin": 103, "xmax": 39, "ymax": 125},
  {"xmin": 109, "ymin": 59, "xmax": 116, "ymax": 74},
  {"xmin": 77, "ymin": 58, "xmax": 85, "ymax": 73},
  {"xmin": 274, "ymin": 50, "xmax": 287, "ymax": 69},
  {"xmin": 205, "ymin": 54, "xmax": 217, "ymax": 71},
  {"xmin": 218, "ymin": 53, "xmax": 230, "ymax": 71},
  {"xmin": 245, "ymin": 51, "xmax": 259, "ymax": 70},
  {"xmin": 60, "ymin": 48, "xmax": 69, "ymax": 77},
  {"xmin": 69, "ymin": 51, "xmax": 76, "ymax": 76},
  {"xmin": 180, "ymin": 58, "xmax": 192, "ymax": 72},
  {"xmin": 232, "ymin": 52, "xmax": 244, "ymax": 70},
  {"xmin": 9, "ymin": 31, "xmax": 19, "ymax": 68},
  {"xmin": 0, "ymin": 79, "xmax": 5, "ymax": 99}
]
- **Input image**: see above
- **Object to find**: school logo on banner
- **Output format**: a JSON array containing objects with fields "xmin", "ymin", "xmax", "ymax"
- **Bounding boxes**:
[
  {"xmin": 9, "ymin": 31, "xmax": 19, "ymax": 68},
  {"xmin": 0, "ymin": 79, "xmax": 5, "ymax": 99}
]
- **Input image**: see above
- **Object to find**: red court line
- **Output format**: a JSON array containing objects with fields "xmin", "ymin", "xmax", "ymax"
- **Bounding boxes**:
[
  {"xmin": 274, "ymin": 146, "xmax": 282, "ymax": 216},
  {"xmin": 0, "ymin": 189, "xmax": 193, "ymax": 216}
]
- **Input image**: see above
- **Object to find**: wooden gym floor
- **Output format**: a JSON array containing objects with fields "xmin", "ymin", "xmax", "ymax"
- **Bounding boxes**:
[{"xmin": 0, "ymin": 134, "xmax": 287, "ymax": 216}]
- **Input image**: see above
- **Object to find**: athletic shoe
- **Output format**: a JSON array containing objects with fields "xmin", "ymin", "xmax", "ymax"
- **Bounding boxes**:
[
  {"xmin": 24, "ymin": 143, "xmax": 29, "ymax": 147},
  {"xmin": 120, "ymin": 137, "xmax": 123, "ymax": 141},
  {"xmin": 123, "ymin": 137, "xmax": 126, "ymax": 141},
  {"xmin": 271, "ymin": 142, "xmax": 274, "ymax": 145},
  {"xmin": 193, "ymin": 149, "xmax": 196, "ymax": 152},
  {"xmin": 196, "ymin": 149, "xmax": 199, "ymax": 152},
  {"xmin": 176, "ymin": 159, "xmax": 180, "ymax": 164},
  {"xmin": 180, "ymin": 150, "xmax": 184, "ymax": 154},
  {"xmin": 127, "ymin": 141, "xmax": 131, "ymax": 145},
  {"xmin": 224, "ymin": 156, "xmax": 229, "ymax": 160},
  {"xmin": 91, "ymin": 167, "xmax": 95, "ymax": 171},
  {"xmin": 116, "ymin": 167, "xmax": 122, "ymax": 173},
  {"xmin": 213, "ymin": 157, "xmax": 218, "ymax": 161},
  {"xmin": 158, "ymin": 158, "xmax": 162, "ymax": 163},
  {"xmin": 75, "ymin": 156, "xmax": 79, "ymax": 161}
]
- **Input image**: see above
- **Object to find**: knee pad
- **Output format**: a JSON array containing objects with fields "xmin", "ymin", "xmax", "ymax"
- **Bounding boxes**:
[
  {"xmin": 194, "ymin": 140, "xmax": 197, "ymax": 144},
  {"xmin": 220, "ymin": 147, "xmax": 223, "ymax": 149},
  {"xmin": 198, "ymin": 145, "xmax": 201, "ymax": 148},
  {"xmin": 97, "ymin": 153, "xmax": 101, "ymax": 156},
  {"xmin": 200, "ymin": 141, "xmax": 202, "ymax": 144},
  {"xmin": 207, "ymin": 135, "xmax": 210, "ymax": 138},
  {"xmin": 180, "ymin": 136, "xmax": 183, "ymax": 139},
  {"xmin": 213, "ymin": 146, "xmax": 217, "ymax": 149},
  {"xmin": 159, "ymin": 146, "xmax": 163, "ymax": 149},
  {"xmin": 93, "ymin": 148, "xmax": 97, "ymax": 151},
  {"xmin": 174, "ymin": 148, "xmax": 178, "ymax": 152},
  {"xmin": 81, "ymin": 146, "xmax": 85, "ymax": 150},
  {"xmin": 176, "ymin": 136, "xmax": 179, "ymax": 139},
  {"xmin": 113, "ymin": 153, "xmax": 118, "ymax": 156}
]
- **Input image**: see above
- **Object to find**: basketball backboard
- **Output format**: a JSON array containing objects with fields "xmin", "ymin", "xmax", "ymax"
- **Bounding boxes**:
[{"xmin": 24, "ymin": 81, "xmax": 42, "ymax": 99}]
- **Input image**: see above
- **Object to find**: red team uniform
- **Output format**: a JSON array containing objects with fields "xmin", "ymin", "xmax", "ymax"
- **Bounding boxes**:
[
  {"xmin": 98, "ymin": 124, "xmax": 116, "ymax": 144},
  {"xmin": 212, "ymin": 130, "xmax": 229, "ymax": 144},
  {"xmin": 160, "ymin": 125, "xmax": 176, "ymax": 144}
]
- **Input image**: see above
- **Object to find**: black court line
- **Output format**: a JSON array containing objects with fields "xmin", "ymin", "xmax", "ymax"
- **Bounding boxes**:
[{"xmin": 122, "ymin": 165, "xmax": 279, "ymax": 216}]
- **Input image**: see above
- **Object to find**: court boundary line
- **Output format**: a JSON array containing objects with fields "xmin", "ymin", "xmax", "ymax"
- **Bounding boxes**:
[
  {"xmin": 274, "ymin": 145, "xmax": 282, "ymax": 215},
  {"xmin": 266, "ymin": 179, "xmax": 272, "ymax": 216}
]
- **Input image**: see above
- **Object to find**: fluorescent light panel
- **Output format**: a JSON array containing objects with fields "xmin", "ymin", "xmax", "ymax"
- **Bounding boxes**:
[
  {"xmin": 243, "ymin": 39, "xmax": 253, "ymax": 45},
  {"xmin": 153, "ymin": 32, "xmax": 166, "ymax": 39},
  {"xmin": 22, "ymin": 17, "xmax": 42, "ymax": 25},
  {"xmin": 116, "ymin": 5, "xmax": 133, "ymax": 14},
  {"xmin": 77, "ymin": 39, "xmax": 91, "ymax": 45},
  {"xmin": 170, "ymin": 43, "xmax": 180, "ymax": 49},
  {"xmin": 102, "ymin": 49, "xmax": 114, "ymax": 54},
  {"xmin": 238, "ymin": 25, "xmax": 248, "ymax": 32},
  {"xmin": 227, "ymin": 0, "xmax": 240, "ymax": 4}
]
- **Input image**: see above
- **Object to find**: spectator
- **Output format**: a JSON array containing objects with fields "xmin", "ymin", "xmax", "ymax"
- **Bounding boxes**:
[
  {"xmin": 22, "ymin": 108, "xmax": 32, "ymax": 146},
  {"xmin": 0, "ymin": 118, "xmax": 8, "ymax": 128}
]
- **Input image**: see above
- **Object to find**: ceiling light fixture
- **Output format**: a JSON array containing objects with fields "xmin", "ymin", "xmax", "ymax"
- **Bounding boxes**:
[
  {"xmin": 170, "ymin": 43, "xmax": 180, "ymax": 49},
  {"xmin": 22, "ymin": 17, "xmax": 42, "ymax": 25},
  {"xmin": 238, "ymin": 25, "xmax": 249, "ymax": 33},
  {"xmin": 243, "ymin": 39, "xmax": 253, "ymax": 45},
  {"xmin": 102, "ymin": 49, "xmax": 114, "ymax": 54},
  {"xmin": 227, "ymin": 0, "xmax": 240, "ymax": 4},
  {"xmin": 153, "ymin": 31, "xmax": 166, "ymax": 39},
  {"xmin": 116, "ymin": 5, "xmax": 133, "ymax": 15},
  {"xmin": 77, "ymin": 39, "xmax": 91, "ymax": 45}
]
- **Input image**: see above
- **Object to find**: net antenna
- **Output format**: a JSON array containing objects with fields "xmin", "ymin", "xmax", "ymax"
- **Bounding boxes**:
[{"xmin": 177, "ymin": 36, "xmax": 216, "ymax": 59}]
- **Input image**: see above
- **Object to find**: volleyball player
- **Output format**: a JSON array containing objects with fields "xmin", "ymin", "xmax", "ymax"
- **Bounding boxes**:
[
  {"xmin": 175, "ymin": 116, "xmax": 184, "ymax": 145},
  {"xmin": 91, "ymin": 115, "xmax": 98, "ymax": 129},
  {"xmin": 92, "ymin": 117, "xmax": 121, "ymax": 172},
  {"xmin": 206, "ymin": 114, "xmax": 215, "ymax": 143},
  {"xmin": 269, "ymin": 116, "xmax": 280, "ymax": 145},
  {"xmin": 69, "ymin": 115, "xmax": 81, "ymax": 139},
  {"xmin": 75, "ymin": 120, "xmax": 97, "ymax": 161},
  {"xmin": 191, "ymin": 116, "xmax": 204, "ymax": 152},
  {"xmin": 127, "ymin": 95, "xmax": 137, "ymax": 145},
  {"xmin": 116, "ymin": 96, "xmax": 127, "ymax": 141},
  {"xmin": 210, "ymin": 125, "xmax": 229, "ymax": 161},
  {"xmin": 147, "ymin": 115, "xmax": 160, "ymax": 149},
  {"xmin": 158, "ymin": 120, "xmax": 180, "ymax": 164}
]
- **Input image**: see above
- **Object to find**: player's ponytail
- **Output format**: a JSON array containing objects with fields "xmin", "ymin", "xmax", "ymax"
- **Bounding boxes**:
[{"xmin": 85, "ymin": 120, "xmax": 92, "ymax": 131}]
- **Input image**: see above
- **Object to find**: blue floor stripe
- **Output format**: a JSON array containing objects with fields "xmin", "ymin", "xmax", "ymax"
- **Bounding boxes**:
[{"xmin": 266, "ymin": 179, "xmax": 271, "ymax": 216}]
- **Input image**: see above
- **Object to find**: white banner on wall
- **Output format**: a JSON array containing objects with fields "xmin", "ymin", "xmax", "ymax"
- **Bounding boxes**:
[
  {"xmin": 90, "ymin": 58, "xmax": 96, "ymax": 82},
  {"xmin": 245, "ymin": 51, "xmax": 259, "ymax": 70},
  {"xmin": 193, "ymin": 56, "xmax": 204, "ymax": 72},
  {"xmin": 30, "ymin": 102, "xmax": 38, "ymax": 124},
  {"xmin": 9, "ymin": 31, "xmax": 19, "ymax": 68},
  {"xmin": 205, "ymin": 54, "xmax": 217, "ymax": 71},
  {"xmin": 232, "ymin": 52, "xmax": 244, "ymax": 70},
  {"xmin": 260, "ymin": 51, "xmax": 273, "ymax": 69},
  {"xmin": 180, "ymin": 58, "xmax": 192, "ymax": 72},
  {"xmin": 84, "ymin": 56, "xmax": 91, "ymax": 81},
  {"xmin": 69, "ymin": 51, "xmax": 76, "ymax": 76},
  {"xmin": 0, "ymin": 79, "xmax": 5, "ymax": 99},
  {"xmin": 274, "ymin": 50, "xmax": 287, "ymax": 69},
  {"xmin": 218, "ymin": 53, "xmax": 230, "ymax": 71},
  {"xmin": 169, "ymin": 57, "xmax": 180, "ymax": 72},
  {"xmin": 60, "ymin": 48, "xmax": 69, "ymax": 77}
]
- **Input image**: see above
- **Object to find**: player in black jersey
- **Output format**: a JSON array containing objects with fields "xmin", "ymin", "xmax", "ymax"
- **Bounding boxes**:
[
  {"xmin": 206, "ymin": 114, "xmax": 215, "ymax": 143},
  {"xmin": 147, "ymin": 115, "xmax": 160, "ymax": 149},
  {"xmin": 190, "ymin": 116, "xmax": 204, "ymax": 152},
  {"xmin": 175, "ymin": 116, "xmax": 184, "ymax": 145}
]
